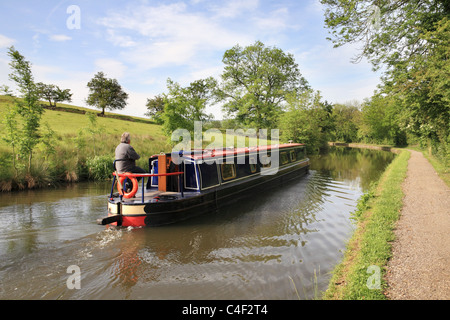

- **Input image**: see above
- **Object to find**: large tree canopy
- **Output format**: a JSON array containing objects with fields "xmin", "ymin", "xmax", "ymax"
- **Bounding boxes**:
[
  {"xmin": 321, "ymin": 0, "xmax": 449, "ymax": 158},
  {"xmin": 216, "ymin": 41, "xmax": 309, "ymax": 131},
  {"xmin": 36, "ymin": 82, "xmax": 72, "ymax": 108},
  {"xmin": 145, "ymin": 95, "xmax": 165, "ymax": 124},
  {"xmin": 320, "ymin": 0, "xmax": 450, "ymax": 69},
  {"xmin": 162, "ymin": 77, "xmax": 216, "ymax": 137},
  {"xmin": 86, "ymin": 72, "xmax": 128, "ymax": 115}
]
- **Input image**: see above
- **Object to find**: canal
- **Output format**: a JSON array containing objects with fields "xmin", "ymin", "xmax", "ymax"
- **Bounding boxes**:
[{"xmin": 0, "ymin": 147, "xmax": 395, "ymax": 299}]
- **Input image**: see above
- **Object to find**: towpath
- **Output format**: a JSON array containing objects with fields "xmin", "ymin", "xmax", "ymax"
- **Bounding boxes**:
[{"xmin": 385, "ymin": 150, "xmax": 450, "ymax": 299}]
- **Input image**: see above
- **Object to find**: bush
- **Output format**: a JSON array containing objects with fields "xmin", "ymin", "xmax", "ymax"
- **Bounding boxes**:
[{"xmin": 86, "ymin": 155, "xmax": 114, "ymax": 180}]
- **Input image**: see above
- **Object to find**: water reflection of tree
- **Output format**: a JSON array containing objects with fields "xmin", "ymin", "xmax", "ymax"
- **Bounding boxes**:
[{"xmin": 310, "ymin": 147, "xmax": 395, "ymax": 191}]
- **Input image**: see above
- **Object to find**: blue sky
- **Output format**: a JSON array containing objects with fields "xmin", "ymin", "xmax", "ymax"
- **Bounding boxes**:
[{"xmin": 0, "ymin": 0, "xmax": 381, "ymax": 119}]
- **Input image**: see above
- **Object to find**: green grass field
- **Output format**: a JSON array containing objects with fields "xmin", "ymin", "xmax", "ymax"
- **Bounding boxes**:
[
  {"xmin": 0, "ymin": 95, "xmax": 166, "ymax": 141},
  {"xmin": 0, "ymin": 95, "xmax": 171, "ymax": 190}
]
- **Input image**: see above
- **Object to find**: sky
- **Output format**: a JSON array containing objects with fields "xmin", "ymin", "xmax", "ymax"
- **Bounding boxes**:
[{"xmin": 0, "ymin": 0, "xmax": 382, "ymax": 119}]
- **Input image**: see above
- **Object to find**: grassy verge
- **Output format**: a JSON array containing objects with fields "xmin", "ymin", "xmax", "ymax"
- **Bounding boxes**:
[{"xmin": 322, "ymin": 150, "xmax": 410, "ymax": 300}]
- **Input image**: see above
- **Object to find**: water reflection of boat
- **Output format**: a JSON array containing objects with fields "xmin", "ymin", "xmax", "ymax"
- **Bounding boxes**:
[{"xmin": 98, "ymin": 144, "xmax": 310, "ymax": 227}]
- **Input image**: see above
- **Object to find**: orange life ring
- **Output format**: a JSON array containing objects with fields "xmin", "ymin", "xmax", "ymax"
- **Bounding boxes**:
[{"xmin": 117, "ymin": 173, "xmax": 138, "ymax": 199}]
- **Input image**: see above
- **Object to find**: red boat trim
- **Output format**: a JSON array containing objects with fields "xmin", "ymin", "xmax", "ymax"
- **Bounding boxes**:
[
  {"xmin": 113, "ymin": 172, "xmax": 184, "ymax": 178},
  {"xmin": 121, "ymin": 215, "xmax": 146, "ymax": 228},
  {"xmin": 184, "ymin": 143, "xmax": 305, "ymax": 161}
]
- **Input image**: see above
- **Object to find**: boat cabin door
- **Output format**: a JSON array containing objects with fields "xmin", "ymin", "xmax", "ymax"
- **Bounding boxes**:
[{"xmin": 158, "ymin": 154, "xmax": 168, "ymax": 192}]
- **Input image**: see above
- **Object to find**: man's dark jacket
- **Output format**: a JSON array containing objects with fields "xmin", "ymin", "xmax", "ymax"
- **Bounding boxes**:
[{"xmin": 115, "ymin": 143, "xmax": 140, "ymax": 173}]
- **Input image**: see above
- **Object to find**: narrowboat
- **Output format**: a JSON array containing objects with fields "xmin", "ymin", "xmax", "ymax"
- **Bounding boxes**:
[{"xmin": 98, "ymin": 143, "xmax": 309, "ymax": 227}]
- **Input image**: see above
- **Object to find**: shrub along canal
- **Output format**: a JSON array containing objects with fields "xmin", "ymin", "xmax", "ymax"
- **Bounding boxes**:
[{"xmin": 0, "ymin": 147, "xmax": 395, "ymax": 299}]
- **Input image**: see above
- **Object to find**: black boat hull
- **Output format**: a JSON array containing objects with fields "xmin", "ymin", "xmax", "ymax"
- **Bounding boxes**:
[{"xmin": 106, "ymin": 160, "xmax": 309, "ymax": 227}]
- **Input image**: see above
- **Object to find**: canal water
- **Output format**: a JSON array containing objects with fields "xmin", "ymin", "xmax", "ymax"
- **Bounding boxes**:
[{"xmin": 0, "ymin": 147, "xmax": 395, "ymax": 300}]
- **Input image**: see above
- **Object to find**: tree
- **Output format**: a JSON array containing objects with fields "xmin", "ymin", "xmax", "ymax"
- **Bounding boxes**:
[
  {"xmin": 321, "ymin": 0, "xmax": 449, "ymax": 159},
  {"xmin": 7, "ymin": 46, "xmax": 44, "ymax": 173},
  {"xmin": 385, "ymin": 18, "xmax": 449, "ymax": 153},
  {"xmin": 38, "ymin": 122, "xmax": 57, "ymax": 162},
  {"xmin": 0, "ymin": 84, "xmax": 14, "ymax": 96},
  {"xmin": 2, "ymin": 106, "xmax": 19, "ymax": 175},
  {"xmin": 358, "ymin": 94, "xmax": 404, "ymax": 144},
  {"xmin": 86, "ymin": 72, "xmax": 128, "ymax": 116},
  {"xmin": 279, "ymin": 89, "xmax": 333, "ymax": 153},
  {"xmin": 36, "ymin": 82, "xmax": 72, "ymax": 108},
  {"xmin": 145, "ymin": 95, "xmax": 165, "ymax": 124},
  {"xmin": 162, "ymin": 77, "xmax": 215, "ymax": 137},
  {"xmin": 332, "ymin": 102, "xmax": 362, "ymax": 143},
  {"xmin": 320, "ymin": 0, "xmax": 450, "ymax": 69},
  {"xmin": 216, "ymin": 41, "xmax": 309, "ymax": 131}
]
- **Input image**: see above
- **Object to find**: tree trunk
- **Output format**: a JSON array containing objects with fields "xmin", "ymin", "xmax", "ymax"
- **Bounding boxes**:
[
  {"xmin": 12, "ymin": 145, "xmax": 18, "ymax": 178},
  {"xmin": 28, "ymin": 152, "xmax": 32, "ymax": 174}
]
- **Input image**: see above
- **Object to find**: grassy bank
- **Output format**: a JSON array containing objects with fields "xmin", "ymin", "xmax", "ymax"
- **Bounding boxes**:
[
  {"xmin": 0, "ymin": 95, "xmax": 170, "ymax": 191},
  {"xmin": 323, "ymin": 149, "xmax": 410, "ymax": 300}
]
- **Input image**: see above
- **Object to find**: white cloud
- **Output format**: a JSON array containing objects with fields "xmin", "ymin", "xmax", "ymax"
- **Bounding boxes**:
[
  {"xmin": 49, "ymin": 34, "xmax": 72, "ymax": 42},
  {"xmin": 292, "ymin": 42, "xmax": 381, "ymax": 104},
  {"xmin": 252, "ymin": 7, "xmax": 291, "ymax": 32},
  {"xmin": 94, "ymin": 58, "xmax": 127, "ymax": 79},
  {"xmin": 106, "ymin": 29, "xmax": 136, "ymax": 48},
  {"xmin": 0, "ymin": 57, "xmax": 10, "ymax": 87},
  {"xmin": 210, "ymin": 0, "xmax": 260, "ymax": 18},
  {"xmin": 100, "ymin": 3, "xmax": 188, "ymax": 38},
  {"xmin": 98, "ymin": 2, "xmax": 251, "ymax": 70},
  {"xmin": 55, "ymin": 76, "xmax": 91, "ymax": 109},
  {"xmin": 306, "ymin": 0, "xmax": 326, "ymax": 14},
  {"xmin": 189, "ymin": 66, "xmax": 223, "ymax": 82},
  {"xmin": 33, "ymin": 64, "xmax": 65, "ymax": 81},
  {"xmin": 122, "ymin": 91, "xmax": 150, "ymax": 118},
  {"xmin": 0, "ymin": 34, "xmax": 15, "ymax": 48}
]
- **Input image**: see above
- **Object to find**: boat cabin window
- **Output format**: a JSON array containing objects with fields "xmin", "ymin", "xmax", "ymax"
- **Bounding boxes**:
[
  {"xmin": 221, "ymin": 163, "xmax": 236, "ymax": 181},
  {"xmin": 249, "ymin": 154, "xmax": 257, "ymax": 173},
  {"xmin": 232, "ymin": 155, "xmax": 258, "ymax": 177},
  {"xmin": 184, "ymin": 162, "xmax": 198, "ymax": 189},
  {"xmin": 290, "ymin": 150, "xmax": 297, "ymax": 162},
  {"xmin": 260, "ymin": 153, "xmax": 271, "ymax": 168},
  {"xmin": 199, "ymin": 163, "xmax": 220, "ymax": 189},
  {"xmin": 235, "ymin": 163, "xmax": 255, "ymax": 177},
  {"xmin": 280, "ymin": 152, "xmax": 289, "ymax": 165},
  {"xmin": 296, "ymin": 147, "xmax": 306, "ymax": 160}
]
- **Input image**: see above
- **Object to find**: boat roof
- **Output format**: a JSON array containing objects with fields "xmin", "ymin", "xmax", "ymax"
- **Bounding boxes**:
[{"xmin": 181, "ymin": 143, "xmax": 305, "ymax": 161}]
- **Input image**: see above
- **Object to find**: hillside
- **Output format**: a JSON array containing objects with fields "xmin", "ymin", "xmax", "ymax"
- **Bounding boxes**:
[
  {"xmin": 0, "ymin": 95, "xmax": 170, "ymax": 191},
  {"xmin": 0, "ymin": 95, "xmax": 164, "ymax": 138}
]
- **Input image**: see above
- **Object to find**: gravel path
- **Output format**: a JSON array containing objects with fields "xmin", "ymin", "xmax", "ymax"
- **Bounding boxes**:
[{"xmin": 385, "ymin": 150, "xmax": 450, "ymax": 300}]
